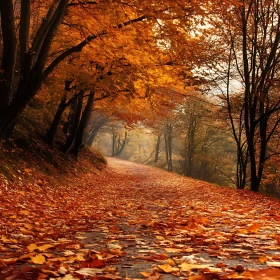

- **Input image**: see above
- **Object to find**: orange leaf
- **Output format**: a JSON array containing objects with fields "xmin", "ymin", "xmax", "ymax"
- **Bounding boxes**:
[
  {"xmin": 27, "ymin": 243, "xmax": 38, "ymax": 252},
  {"xmin": 258, "ymin": 255, "xmax": 268, "ymax": 263},
  {"xmin": 158, "ymin": 263, "xmax": 178, "ymax": 273},
  {"xmin": 38, "ymin": 244, "xmax": 55, "ymax": 252},
  {"xmin": 246, "ymin": 223, "xmax": 261, "ymax": 233},
  {"xmin": 141, "ymin": 271, "xmax": 153, "ymax": 277},
  {"xmin": 31, "ymin": 254, "xmax": 46, "ymax": 264}
]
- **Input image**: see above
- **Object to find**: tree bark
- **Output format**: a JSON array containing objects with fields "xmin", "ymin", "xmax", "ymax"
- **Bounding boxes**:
[
  {"xmin": 164, "ymin": 122, "xmax": 173, "ymax": 172},
  {"xmin": 115, "ymin": 132, "xmax": 128, "ymax": 156},
  {"xmin": 154, "ymin": 134, "xmax": 161, "ymax": 163},
  {"xmin": 0, "ymin": 0, "xmax": 69, "ymax": 139},
  {"xmin": 71, "ymin": 91, "xmax": 95, "ymax": 157},
  {"xmin": 63, "ymin": 91, "xmax": 84, "ymax": 153},
  {"xmin": 86, "ymin": 117, "xmax": 108, "ymax": 146},
  {"xmin": 19, "ymin": 0, "xmax": 31, "ymax": 76},
  {"xmin": 0, "ymin": 0, "xmax": 17, "ymax": 113}
]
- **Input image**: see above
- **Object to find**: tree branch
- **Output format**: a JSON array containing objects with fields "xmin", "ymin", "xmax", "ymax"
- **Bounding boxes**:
[{"xmin": 43, "ymin": 15, "xmax": 147, "ymax": 78}]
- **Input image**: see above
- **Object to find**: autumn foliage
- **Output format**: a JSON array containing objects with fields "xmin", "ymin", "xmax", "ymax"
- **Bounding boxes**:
[{"xmin": 1, "ymin": 158, "xmax": 280, "ymax": 279}]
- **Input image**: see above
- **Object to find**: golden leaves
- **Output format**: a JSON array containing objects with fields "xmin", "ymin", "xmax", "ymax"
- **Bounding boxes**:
[
  {"xmin": 31, "ymin": 254, "xmax": 46, "ymax": 264},
  {"xmin": 158, "ymin": 263, "xmax": 179, "ymax": 273},
  {"xmin": 27, "ymin": 243, "xmax": 56, "ymax": 253}
]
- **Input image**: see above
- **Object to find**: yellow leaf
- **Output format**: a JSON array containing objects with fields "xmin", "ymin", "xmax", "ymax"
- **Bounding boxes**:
[
  {"xmin": 31, "ymin": 254, "xmax": 46, "ymax": 264},
  {"xmin": 158, "ymin": 263, "xmax": 178, "ymax": 273},
  {"xmin": 1, "ymin": 236, "xmax": 17, "ymax": 243},
  {"xmin": 96, "ymin": 254, "xmax": 104, "ymax": 260},
  {"xmin": 167, "ymin": 258, "xmax": 176, "ymax": 266},
  {"xmin": 74, "ymin": 253, "xmax": 86, "ymax": 261},
  {"xmin": 38, "ymin": 244, "xmax": 55, "ymax": 252},
  {"xmin": 27, "ymin": 243, "xmax": 38, "ymax": 252},
  {"xmin": 258, "ymin": 255, "xmax": 268, "ymax": 263},
  {"xmin": 24, "ymin": 223, "xmax": 33, "ymax": 230},
  {"xmin": 155, "ymin": 235, "xmax": 164, "ymax": 240},
  {"xmin": 20, "ymin": 210, "xmax": 30, "ymax": 215},
  {"xmin": 164, "ymin": 248, "xmax": 182, "ymax": 253}
]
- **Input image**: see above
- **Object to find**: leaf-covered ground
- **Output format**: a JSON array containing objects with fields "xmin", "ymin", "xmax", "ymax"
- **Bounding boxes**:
[{"xmin": 1, "ymin": 157, "xmax": 280, "ymax": 279}]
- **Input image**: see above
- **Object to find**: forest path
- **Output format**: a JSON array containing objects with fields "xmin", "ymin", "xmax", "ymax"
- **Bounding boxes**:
[{"xmin": 1, "ymin": 157, "xmax": 280, "ymax": 279}]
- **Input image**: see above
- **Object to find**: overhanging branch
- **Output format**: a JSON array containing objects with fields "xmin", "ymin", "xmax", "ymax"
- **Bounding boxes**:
[{"xmin": 43, "ymin": 15, "xmax": 146, "ymax": 78}]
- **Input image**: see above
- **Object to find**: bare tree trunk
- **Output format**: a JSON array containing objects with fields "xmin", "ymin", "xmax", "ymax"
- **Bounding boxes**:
[
  {"xmin": 71, "ymin": 90, "xmax": 95, "ymax": 157},
  {"xmin": 115, "ymin": 132, "xmax": 128, "ymax": 156},
  {"xmin": 0, "ymin": 0, "xmax": 69, "ymax": 139},
  {"xmin": 0, "ymin": 0, "xmax": 17, "ymax": 113},
  {"xmin": 86, "ymin": 117, "xmax": 108, "ymax": 146},
  {"xmin": 164, "ymin": 122, "xmax": 173, "ymax": 172},
  {"xmin": 63, "ymin": 92, "xmax": 84, "ymax": 153},
  {"xmin": 154, "ymin": 134, "xmax": 161, "ymax": 163},
  {"xmin": 45, "ymin": 80, "xmax": 73, "ymax": 145}
]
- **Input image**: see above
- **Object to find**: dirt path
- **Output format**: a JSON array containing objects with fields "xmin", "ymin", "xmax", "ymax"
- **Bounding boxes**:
[{"xmin": 1, "ymin": 158, "xmax": 280, "ymax": 279}]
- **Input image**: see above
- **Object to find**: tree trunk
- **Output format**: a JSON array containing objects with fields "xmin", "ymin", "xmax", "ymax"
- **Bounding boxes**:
[
  {"xmin": 115, "ymin": 132, "xmax": 128, "ymax": 156},
  {"xmin": 154, "ymin": 134, "xmax": 161, "ymax": 163},
  {"xmin": 0, "ymin": 0, "xmax": 17, "ymax": 113},
  {"xmin": 62, "ymin": 92, "xmax": 84, "ymax": 153},
  {"xmin": 112, "ymin": 131, "xmax": 116, "ymax": 157},
  {"xmin": 86, "ymin": 118, "xmax": 108, "ymax": 146},
  {"xmin": 164, "ymin": 122, "xmax": 173, "ymax": 172},
  {"xmin": 71, "ymin": 91, "xmax": 95, "ymax": 157},
  {"xmin": 183, "ymin": 113, "xmax": 196, "ymax": 177},
  {"xmin": 0, "ymin": 0, "xmax": 69, "ymax": 140},
  {"xmin": 45, "ymin": 93, "xmax": 68, "ymax": 146}
]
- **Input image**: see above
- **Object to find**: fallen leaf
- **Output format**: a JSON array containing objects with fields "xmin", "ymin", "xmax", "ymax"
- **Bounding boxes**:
[
  {"xmin": 247, "ymin": 223, "xmax": 261, "ymax": 233},
  {"xmin": 27, "ymin": 243, "xmax": 38, "ymax": 252},
  {"xmin": 258, "ymin": 255, "xmax": 268, "ymax": 263},
  {"xmin": 158, "ymin": 263, "xmax": 179, "ymax": 273},
  {"xmin": 141, "ymin": 271, "xmax": 153, "ymax": 277},
  {"xmin": 164, "ymin": 248, "xmax": 183, "ymax": 253},
  {"xmin": 75, "ymin": 268, "xmax": 102, "ymax": 276},
  {"xmin": 31, "ymin": 254, "xmax": 46, "ymax": 264},
  {"xmin": 38, "ymin": 244, "xmax": 55, "ymax": 251}
]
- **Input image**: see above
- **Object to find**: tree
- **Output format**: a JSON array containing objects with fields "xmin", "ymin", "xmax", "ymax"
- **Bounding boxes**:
[
  {"xmin": 201, "ymin": 0, "xmax": 280, "ymax": 191},
  {"xmin": 1, "ymin": 0, "xmax": 215, "ymax": 151},
  {"xmin": 0, "ymin": 0, "xmax": 69, "ymax": 138},
  {"xmin": 0, "ymin": 0, "xmax": 150, "ymax": 139},
  {"xmin": 164, "ymin": 120, "xmax": 173, "ymax": 172}
]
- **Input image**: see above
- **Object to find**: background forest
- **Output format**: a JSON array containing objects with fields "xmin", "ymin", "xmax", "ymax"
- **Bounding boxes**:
[{"xmin": 0, "ymin": 0, "xmax": 279, "ymax": 195}]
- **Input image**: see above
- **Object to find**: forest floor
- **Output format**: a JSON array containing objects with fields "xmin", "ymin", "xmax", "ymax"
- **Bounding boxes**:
[{"xmin": 1, "ymin": 157, "xmax": 280, "ymax": 280}]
